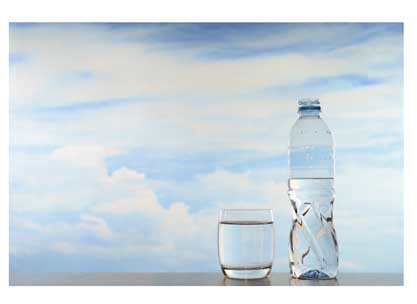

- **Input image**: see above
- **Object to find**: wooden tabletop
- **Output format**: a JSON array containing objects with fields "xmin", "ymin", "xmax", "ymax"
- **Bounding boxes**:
[{"xmin": 9, "ymin": 272, "xmax": 403, "ymax": 286}]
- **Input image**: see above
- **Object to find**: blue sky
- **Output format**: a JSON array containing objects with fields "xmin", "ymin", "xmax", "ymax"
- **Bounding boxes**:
[{"xmin": 9, "ymin": 23, "xmax": 403, "ymax": 273}]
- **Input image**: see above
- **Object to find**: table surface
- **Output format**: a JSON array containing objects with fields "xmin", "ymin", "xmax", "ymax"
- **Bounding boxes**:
[{"xmin": 9, "ymin": 272, "xmax": 403, "ymax": 286}]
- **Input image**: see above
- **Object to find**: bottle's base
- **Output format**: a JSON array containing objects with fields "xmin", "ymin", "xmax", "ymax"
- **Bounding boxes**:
[
  {"xmin": 292, "ymin": 269, "xmax": 336, "ymax": 280},
  {"xmin": 221, "ymin": 264, "xmax": 272, "ymax": 280}
]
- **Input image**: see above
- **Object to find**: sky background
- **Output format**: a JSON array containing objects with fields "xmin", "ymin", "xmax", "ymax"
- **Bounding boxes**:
[{"xmin": 9, "ymin": 23, "xmax": 403, "ymax": 273}]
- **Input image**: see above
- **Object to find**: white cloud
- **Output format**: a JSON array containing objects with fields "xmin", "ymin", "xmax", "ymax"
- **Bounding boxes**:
[
  {"xmin": 93, "ymin": 194, "xmax": 161, "ymax": 215},
  {"xmin": 10, "ymin": 142, "xmax": 403, "ymax": 272},
  {"xmin": 10, "ymin": 144, "xmax": 217, "ymax": 265},
  {"xmin": 9, "ymin": 24, "xmax": 402, "ymax": 156},
  {"xmin": 336, "ymin": 164, "xmax": 403, "ymax": 217},
  {"xmin": 51, "ymin": 241, "xmax": 77, "ymax": 255},
  {"xmin": 10, "ymin": 213, "xmax": 113, "ymax": 256},
  {"xmin": 109, "ymin": 166, "xmax": 145, "ymax": 181},
  {"xmin": 79, "ymin": 214, "xmax": 113, "ymax": 239},
  {"xmin": 10, "ymin": 143, "xmax": 289, "ymax": 270},
  {"xmin": 10, "ymin": 82, "xmax": 402, "ymax": 156},
  {"xmin": 11, "ymin": 145, "xmax": 119, "ymax": 211},
  {"xmin": 194, "ymin": 168, "xmax": 288, "ymax": 210},
  {"xmin": 10, "ymin": 24, "xmax": 401, "ymax": 107},
  {"xmin": 50, "ymin": 144, "xmax": 120, "ymax": 165}
]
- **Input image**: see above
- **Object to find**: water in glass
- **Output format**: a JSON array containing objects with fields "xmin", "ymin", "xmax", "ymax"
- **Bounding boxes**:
[{"xmin": 218, "ymin": 209, "xmax": 274, "ymax": 279}]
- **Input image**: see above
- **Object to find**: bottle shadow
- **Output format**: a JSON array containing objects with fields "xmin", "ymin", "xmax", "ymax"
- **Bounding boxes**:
[{"xmin": 289, "ymin": 277, "xmax": 339, "ymax": 286}]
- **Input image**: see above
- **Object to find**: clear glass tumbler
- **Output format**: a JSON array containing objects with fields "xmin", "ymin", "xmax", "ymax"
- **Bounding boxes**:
[{"xmin": 218, "ymin": 209, "xmax": 275, "ymax": 279}]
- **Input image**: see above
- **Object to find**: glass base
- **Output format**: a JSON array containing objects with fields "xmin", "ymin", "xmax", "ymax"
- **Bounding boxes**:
[{"xmin": 221, "ymin": 265, "xmax": 272, "ymax": 280}]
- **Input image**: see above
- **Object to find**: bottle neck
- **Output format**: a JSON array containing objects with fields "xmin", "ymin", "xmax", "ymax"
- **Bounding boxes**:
[{"xmin": 299, "ymin": 110, "xmax": 320, "ymax": 118}]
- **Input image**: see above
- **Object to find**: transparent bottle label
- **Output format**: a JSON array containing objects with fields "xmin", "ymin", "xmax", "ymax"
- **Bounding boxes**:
[{"xmin": 289, "ymin": 145, "xmax": 334, "ymax": 178}]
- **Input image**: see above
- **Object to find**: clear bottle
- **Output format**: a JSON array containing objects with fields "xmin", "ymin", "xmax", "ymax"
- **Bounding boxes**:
[{"xmin": 288, "ymin": 98, "xmax": 338, "ymax": 279}]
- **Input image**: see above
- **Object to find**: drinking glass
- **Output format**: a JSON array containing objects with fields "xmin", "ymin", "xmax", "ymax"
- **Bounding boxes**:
[{"xmin": 218, "ymin": 209, "xmax": 275, "ymax": 280}]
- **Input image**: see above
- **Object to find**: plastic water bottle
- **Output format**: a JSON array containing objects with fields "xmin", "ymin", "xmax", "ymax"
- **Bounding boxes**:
[{"xmin": 288, "ymin": 98, "xmax": 338, "ymax": 279}]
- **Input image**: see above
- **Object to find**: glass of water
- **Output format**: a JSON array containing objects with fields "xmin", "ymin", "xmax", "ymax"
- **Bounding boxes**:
[{"xmin": 218, "ymin": 209, "xmax": 275, "ymax": 280}]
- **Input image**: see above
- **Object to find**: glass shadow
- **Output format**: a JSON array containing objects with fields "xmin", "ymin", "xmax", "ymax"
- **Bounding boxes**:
[{"xmin": 222, "ymin": 277, "xmax": 272, "ymax": 286}]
